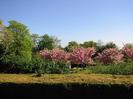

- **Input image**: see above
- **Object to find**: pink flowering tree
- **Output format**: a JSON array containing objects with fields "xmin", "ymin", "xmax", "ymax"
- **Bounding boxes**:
[
  {"xmin": 40, "ymin": 48, "xmax": 68, "ymax": 61},
  {"xmin": 97, "ymin": 48, "xmax": 124, "ymax": 65},
  {"xmin": 69, "ymin": 48, "xmax": 96, "ymax": 65},
  {"xmin": 122, "ymin": 47, "xmax": 133, "ymax": 61}
]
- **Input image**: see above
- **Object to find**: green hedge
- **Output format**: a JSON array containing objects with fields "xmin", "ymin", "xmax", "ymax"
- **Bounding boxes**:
[
  {"xmin": 87, "ymin": 62, "xmax": 133, "ymax": 75},
  {"xmin": 0, "ymin": 55, "xmax": 70, "ymax": 74}
]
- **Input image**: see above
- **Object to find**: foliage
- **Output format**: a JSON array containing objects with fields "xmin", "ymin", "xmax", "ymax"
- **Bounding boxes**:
[
  {"xmin": 44, "ymin": 60, "xmax": 70, "ymax": 74},
  {"xmin": 40, "ymin": 48, "xmax": 69, "ymax": 61},
  {"xmin": 0, "ymin": 21, "xmax": 14, "ymax": 65},
  {"xmin": 31, "ymin": 33, "xmax": 40, "ymax": 52},
  {"xmin": 0, "ymin": 55, "xmax": 43, "ymax": 73},
  {"xmin": 1, "ymin": 20, "xmax": 133, "ymax": 75},
  {"xmin": 24, "ymin": 54, "xmax": 70, "ymax": 74},
  {"xmin": 68, "ymin": 48, "xmax": 96, "ymax": 65},
  {"xmin": 0, "ymin": 20, "xmax": 3, "ymax": 25},
  {"xmin": 80, "ymin": 41, "xmax": 97, "ymax": 48},
  {"xmin": 30, "ymin": 54, "xmax": 70, "ymax": 74},
  {"xmin": 38, "ymin": 34, "xmax": 60, "ymax": 50},
  {"xmin": 40, "ymin": 48, "xmax": 96, "ymax": 66},
  {"xmin": 0, "ymin": 20, "xmax": 33, "ymax": 72},
  {"xmin": 122, "ymin": 47, "xmax": 133, "ymax": 61},
  {"xmin": 97, "ymin": 48, "xmax": 124, "ymax": 65},
  {"xmin": 65, "ymin": 41, "xmax": 79, "ymax": 52},
  {"xmin": 6, "ymin": 20, "xmax": 33, "ymax": 65},
  {"xmin": 123, "ymin": 43, "xmax": 133, "ymax": 49},
  {"xmin": 28, "ymin": 54, "xmax": 45, "ymax": 73},
  {"xmin": 96, "ymin": 42, "xmax": 117, "ymax": 53},
  {"xmin": 105, "ymin": 42, "xmax": 117, "ymax": 49},
  {"xmin": 88, "ymin": 62, "xmax": 133, "ymax": 75},
  {"xmin": 51, "ymin": 36, "xmax": 61, "ymax": 48}
]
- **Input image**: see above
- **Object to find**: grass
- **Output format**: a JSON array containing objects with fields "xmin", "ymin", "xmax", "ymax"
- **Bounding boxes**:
[{"xmin": 0, "ymin": 73, "xmax": 133, "ymax": 85}]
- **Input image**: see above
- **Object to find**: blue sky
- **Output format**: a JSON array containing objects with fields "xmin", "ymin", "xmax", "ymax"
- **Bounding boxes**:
[{"xmin": 1, "ymin": 0, "xmax": 133, "ymax": 47}]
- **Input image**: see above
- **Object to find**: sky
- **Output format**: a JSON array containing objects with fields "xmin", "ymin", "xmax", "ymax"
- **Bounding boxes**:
[{"xmin": 1, "ymin": 0, "xmax": 133, "ymax": 47}]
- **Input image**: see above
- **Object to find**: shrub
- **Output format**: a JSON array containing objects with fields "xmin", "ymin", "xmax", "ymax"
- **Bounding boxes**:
[
  {"xmin": 31, "ymin": 53, "xmax": 70, "ymax": 74},
  {"xmin": 5, "ymin": 55, "xmax": 46, "ymax": 73},
  {"xmin": 10, "ymin": 54, "xmax": 70, "ymax": 74},
  {"xmin": 97, "ymin": 48, "xmax": 124, "ymax": 65},
  {"xmin": 44, "ymin": 60, "xmax": 70, "ymax": 74},
  {"xmin": 29, "ymin": 54, "xmax": 46, "ymax": 73},
  {"xmin": 87, "ymin": 62, "xmax": 133, "ymax": 75}
]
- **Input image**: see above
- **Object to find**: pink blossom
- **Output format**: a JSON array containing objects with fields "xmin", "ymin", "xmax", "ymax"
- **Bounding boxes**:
[
  {"xmin": 69, "ymin": 48, "xmax": 96, "ymax": 65},
  {"xmin": 40, "ymin": 48, "xmax": 68, "ymax": 61},
  {"xmin": 97, "ymin": 48, "xmax": 124, "ymax": 64},
  {"xmin": 123, "ymin": 47, "xmax": 133, "ymax": 61}
]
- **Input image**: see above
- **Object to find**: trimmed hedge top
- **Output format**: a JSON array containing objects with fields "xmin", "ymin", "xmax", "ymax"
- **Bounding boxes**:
[{"xmin": 0, "ymin": 74, "xmax": 133, "ymax": 85}]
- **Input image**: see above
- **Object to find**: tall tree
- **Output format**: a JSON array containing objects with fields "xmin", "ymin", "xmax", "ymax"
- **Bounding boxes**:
[
  {"xmin": 105, "ymin": 42, "xmax": 117, "ymax": 49},
  {"xmin": 6, "ymin": 20, "xmax": 33, "ymax": 64},
  {"xmin": 0, "ymin": 20, "xmax": 14, "ymax": 64},
  {"xmin": 81, "ymin": 41, "xmax": 97, "ymax": 48},
  {"xmin": 31, "ymin": 33, "xmax": 40, "ymax": 52},
  {"xmin": 0, "ymin": 20, "xmax": 4, "ymax": 40},
  {"xmin": 51, "ymin": 36, "xmax": 61, "ymax": 48},
  {"xmin": 38, "ymin": 34, "xmax": 60, "ymax": 50},
  {"xmin": 0, "ymin": 20, "xmax": 6, "ymax": 61},
  {"xmin": 96, "ymin": 41, "xmax": 117, "ymax": 53},
  {"xmin": 65, "ymin": 41, "xmax": 79, "ymax": 52}
]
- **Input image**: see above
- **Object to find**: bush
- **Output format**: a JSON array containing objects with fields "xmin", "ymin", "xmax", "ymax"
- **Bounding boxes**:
[
  {"xmin": 44, "ymin": 60, "xmax": 70, "ymax": 74},
  {"xmin": 87, "ymin": 62, "xmax": 133, "ymax": 75},
  {"xmin": 26, "ymin": 55, "xmax": 70, "ymax": 74},
  {"xmin": 0, "ymin": 53, "xmax": 70, "ymax": 74},
  {"xmin": 29, "ymin": 55, "xmax": 46, "ymax": 73},
  {"xmin": 2, "ymin": 55, "xmax": 46, "ymax": 73}
]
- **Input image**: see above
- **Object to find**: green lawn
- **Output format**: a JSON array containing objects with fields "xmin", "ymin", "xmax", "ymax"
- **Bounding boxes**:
[{"xmin": 0, "ymin": 73, "xmax": 133, "ymax": 85}]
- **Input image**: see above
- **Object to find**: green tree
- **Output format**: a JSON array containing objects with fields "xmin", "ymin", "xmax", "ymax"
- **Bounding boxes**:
[
  {"xmin": 124, "ymin": 43, "xmax": 133, "ymax": 49},
  {"xmin": 38, "ymin": 34, "xmax": 60, "ymax": 50},
  {"xmin": 65, "ymin": 41, "xmax": 79, "ymax": 52},
  {"xmin": 81, "ymin": 41, "xmax": 97, "ymax": 48},
  {"xmin": 96, "ymin": 41, "xmax": 117, "ymax": 53},
  {"xmin": 6, "ymin": 20, "xmax": 33, "ymax": 65},
  {"xmin": 31, "ymin": 33, "xmax": 40, "ymax": 52},
  {"xmin": 0, "ymin": 20, "xmax": 4, "ymax": 40},
  {"xmin": 105, "ymin": 42, "xmax": 117, "ymax": 49},
  {"xmin": 0, "ymin": 20, "xmax": 14, "ymax": 64},
  {"xmin": 0, "ymin": 21, "xmax": 6, "ymax": 61},
  {"xmin": 0, "ymin": 20, "xmax": 2, "ymax": 25},
  {"xmin": 51, "ymin": 36, "xmax": 61, "ymax": 48}
]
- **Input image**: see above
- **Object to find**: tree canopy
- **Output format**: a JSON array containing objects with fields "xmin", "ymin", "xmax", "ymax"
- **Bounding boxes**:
[
  {"xmin": 65, "ymin": 41, "xmax": 79, "ymax": 52},
  {"xmin": 0, "ymin": 20, "xmax": 33, "ymax": 65},
  {"xmin": 81, "ymin": 41, "xmax": 97, "ymax": 48},
  {"xmin": 38, "ymin": 34, "xmax": 60, "ymax": 50}
]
